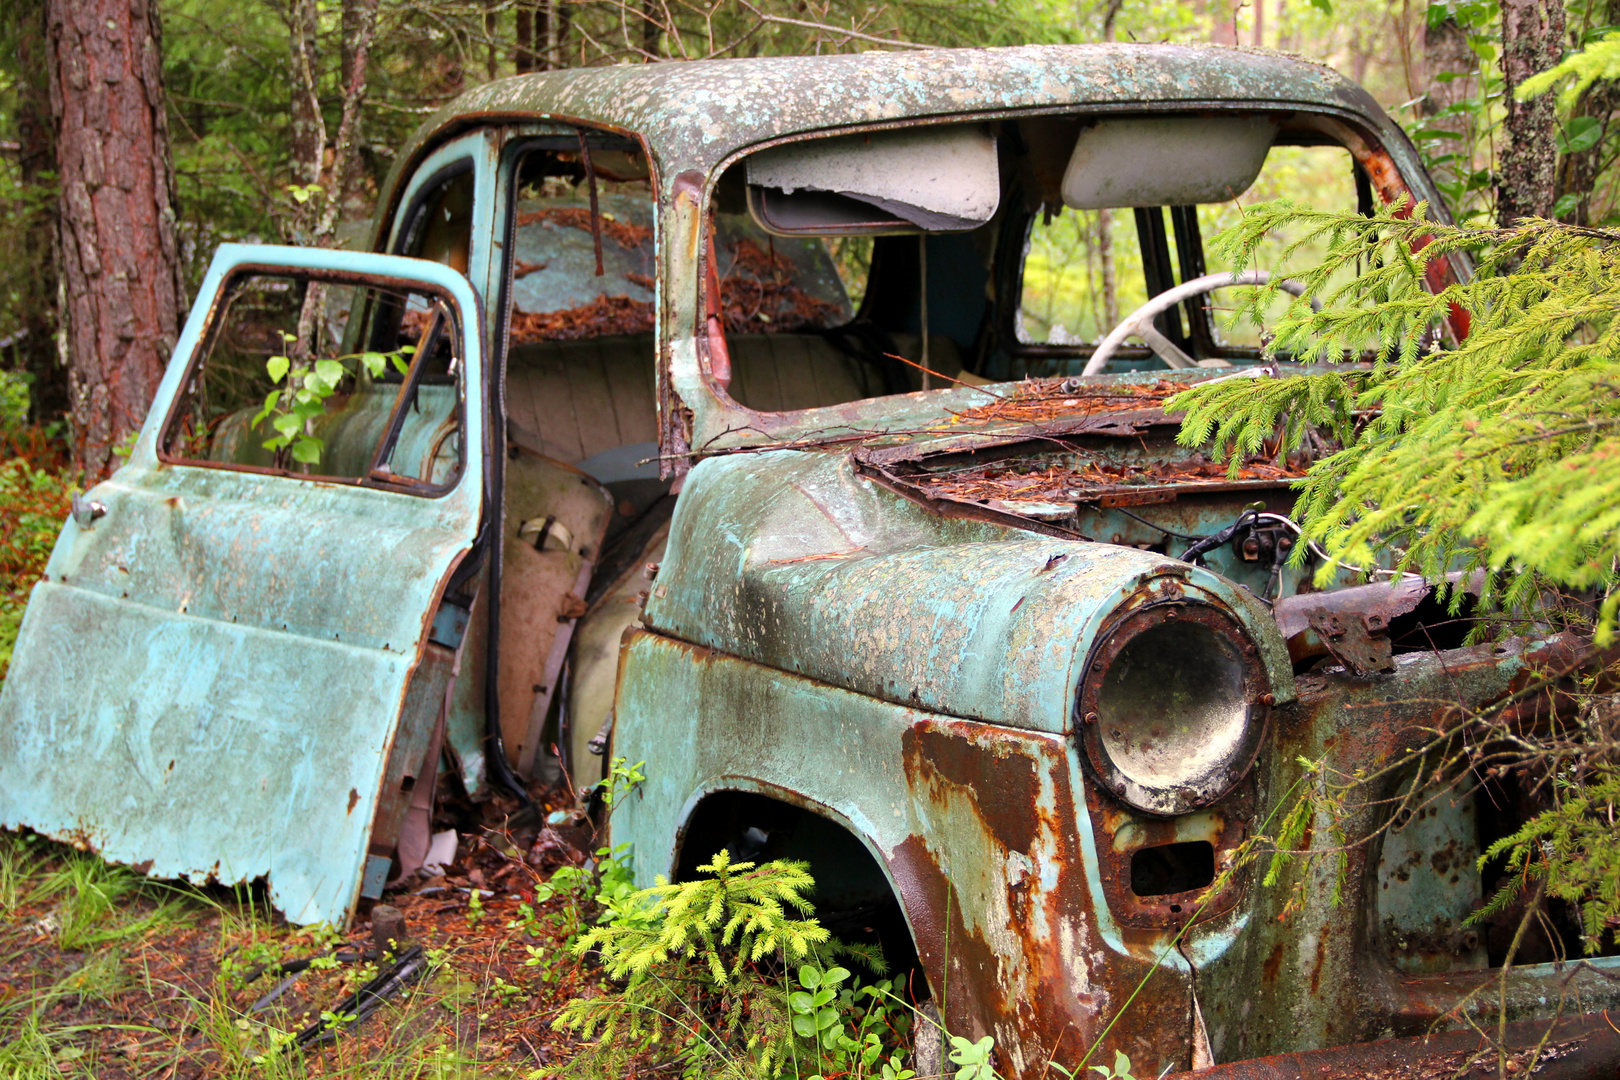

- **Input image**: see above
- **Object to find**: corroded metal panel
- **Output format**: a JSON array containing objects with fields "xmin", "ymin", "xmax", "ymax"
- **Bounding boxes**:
[
  {"xmin": 0, "ymin": 244, "xmax": 485, "ymax": 926},
  {"xmin": 385, "ymin": 45, "xmax": 1420, "ymax": 203},
  {"xmin": 0, "ymin": 586, "xmax": 417, "ymax": 923},
  {"xmin": 613, "ymin": 629, "xmax": 1235, "ymax": 1078},
  {"xmin": 1194, "ymin": 635, "xmax": 1620, "ymax": 1061},
  {"xmin": 642, "ymin": 449, "xmax": 1295, "ymax": 733}
]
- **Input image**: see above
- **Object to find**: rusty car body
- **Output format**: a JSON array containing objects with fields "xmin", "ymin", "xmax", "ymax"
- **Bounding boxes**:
[{"xmin": 2, "ymin": 43, "xmax": 1618, "ymax": 1077}]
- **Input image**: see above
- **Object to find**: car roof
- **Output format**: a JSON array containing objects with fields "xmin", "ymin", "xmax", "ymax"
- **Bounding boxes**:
[{"xmin": 386, "ymin": 43, "xmax": 1397, "ymax": 196}]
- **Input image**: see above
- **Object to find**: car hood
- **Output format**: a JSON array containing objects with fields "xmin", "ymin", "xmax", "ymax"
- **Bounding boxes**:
[{"xmin": 642, "ymin": 448, "xmax": 1295, "ymax": 733}]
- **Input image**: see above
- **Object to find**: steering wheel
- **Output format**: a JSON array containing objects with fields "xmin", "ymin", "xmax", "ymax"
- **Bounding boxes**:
[{"xmin": 1080, "ymin": 270, "xmax": 1314, "ymax": 376}]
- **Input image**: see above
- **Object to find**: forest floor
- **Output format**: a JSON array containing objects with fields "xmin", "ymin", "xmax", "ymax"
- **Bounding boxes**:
[{"xmin": 0, "ymin": 803, "xmax": 598, "ymax": 1079}]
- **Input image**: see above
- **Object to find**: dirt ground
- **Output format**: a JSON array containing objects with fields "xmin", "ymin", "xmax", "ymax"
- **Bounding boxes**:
[{"xmin": 0, "ymin": 798, "xmax": 601, "ymax": 1079}]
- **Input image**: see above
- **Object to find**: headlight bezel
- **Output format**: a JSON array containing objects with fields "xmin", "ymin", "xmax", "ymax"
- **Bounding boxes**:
[{"xmin": 1078, "ymin": 595, "xmax": 1272, "ymax": 817}]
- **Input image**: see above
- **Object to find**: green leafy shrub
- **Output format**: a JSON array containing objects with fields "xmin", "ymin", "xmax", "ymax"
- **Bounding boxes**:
[
  {"xmin": 0, "ymin": 432, "xmax": 72, "ymax": 679},
  {"xmin": 551, "ymin": 851, "xmax": 913, "ymax": 1079},
  {"xmin": 1173, "ymin": 198, "xmax": 1620, "ymax": 633}
]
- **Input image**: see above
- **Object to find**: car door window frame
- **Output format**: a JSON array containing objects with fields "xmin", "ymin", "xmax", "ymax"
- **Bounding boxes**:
[{"xmin": 150, "ymin": 245, "xmax": 484, "ymax": 503}]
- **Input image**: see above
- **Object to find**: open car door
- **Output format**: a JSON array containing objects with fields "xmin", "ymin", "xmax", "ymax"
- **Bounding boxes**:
[{"xmin": 0, "ymin": 244, "xmax": 486, "ymax": 925}]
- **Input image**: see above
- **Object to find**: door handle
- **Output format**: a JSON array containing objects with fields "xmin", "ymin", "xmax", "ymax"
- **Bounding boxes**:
[{"xmin": 71, "ymin": 493, "xmax": 107, "ymax": 529}]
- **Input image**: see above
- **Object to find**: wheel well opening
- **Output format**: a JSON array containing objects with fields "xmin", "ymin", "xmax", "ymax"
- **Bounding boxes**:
[{"xmin": 677, "ymin": 791, "xmax": 925, "ymax": 998}]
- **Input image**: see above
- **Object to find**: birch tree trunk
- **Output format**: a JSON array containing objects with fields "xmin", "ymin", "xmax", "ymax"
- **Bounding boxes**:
[
  {"xmin": 1497, "ymin": 0, "xmax": 1566, "ymax": 225},
  {"xmin": 48, "ymin": 0, "xmax": 183, "ymax": 479}
]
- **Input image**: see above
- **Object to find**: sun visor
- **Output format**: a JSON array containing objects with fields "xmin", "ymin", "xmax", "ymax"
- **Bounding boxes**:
[
  {"xmin": 1061, "ymin": 115, "xmax": 1277, "ymax": 209},
  {"xmin": 746, "ymin": 126, "xmax": 999, "ymax": 235}
]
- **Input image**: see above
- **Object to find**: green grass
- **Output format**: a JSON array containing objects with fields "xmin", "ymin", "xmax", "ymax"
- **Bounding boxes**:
[
  {"xmin": 30, "ymin": 852, "xmax": 188, "ymax": 951},
  {"xmin": 0, "ymin": 829, "xmax": 553, "ymax": 1079}
]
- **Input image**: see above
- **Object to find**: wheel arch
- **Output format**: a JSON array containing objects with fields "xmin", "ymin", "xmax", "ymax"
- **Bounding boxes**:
[{"xmin": 670, "ymin": 779, "xmax": 930, "ymax": 991}]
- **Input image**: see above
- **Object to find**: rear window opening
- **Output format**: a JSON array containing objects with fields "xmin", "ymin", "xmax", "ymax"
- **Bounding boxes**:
[{"xmin": 1130, "ymin": 840, "xmax": 1216, "ymax": 898}]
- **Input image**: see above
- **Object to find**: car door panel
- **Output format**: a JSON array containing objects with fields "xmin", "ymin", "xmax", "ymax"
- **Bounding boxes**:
[{"xmin": 0, "ymin": 244, "xmax": 485, "ymax": 926}]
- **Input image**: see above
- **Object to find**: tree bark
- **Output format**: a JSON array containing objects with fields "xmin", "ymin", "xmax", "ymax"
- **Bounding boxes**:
[
  {"xmin": 1420, "ymin": 14, "xmax": 1476, "ymax": 137},
  {"xmin": 48, "ymin": 0, "xmax": 183, "ymax": 479},
  {"xmin": 515, "ymin": 3, "xmax": 537, "ymax": 73},
  {"xmin": 1498, "ymin": 0, "xmax": 1566, "ymax": 225},
  {"xmin": 548, "ymin": 0, "xmax": 572, "ymax": 70},
  {"xmin": 286, "ymin": 0, "xmax": 324, "ymax": 239},
  {"xmin": 331, "ymin": 0, "xmax": 379, "ymax": 228},
  {"xmin": 641, "ymin": 0, "xmax": 660, "ymax": 57},
  {"xmin": 7, "ymin": 0, "xmax": 68, "ymax": 426},
  {"xmin": 1555, "ymin": 0, "xmax": 1620, "ymax": 223},
  {"xmin": 338, "ymin": 0, "xmax": 373, "ymax": 218}
]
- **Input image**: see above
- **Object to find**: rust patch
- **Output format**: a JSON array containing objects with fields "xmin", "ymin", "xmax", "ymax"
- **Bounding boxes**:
[
  {"xmin": 1261, "ymin": 940, "xmax": 1284, "ymax": 984},
  {"xmin": 904, "ymin": 452, "xmax": 1301, "ymax": 508},
  {"xmin": 1168, "ymin": 1010, "xmax": 1620, "ymax": 1079},
  {"xmin": 902, "ymin": 722, "xmax": 1043, "ymax": 855},
  {"xmin": 893, "ymin": 719, "xmax": 1193, "ymax": 1077},
  {"xmin": 510, "ymin": 294, "xmax": 653, "ymax": 342},
  {"xmin": 348, "ymin": 788, "xmax": 361, "ymax": 814}
]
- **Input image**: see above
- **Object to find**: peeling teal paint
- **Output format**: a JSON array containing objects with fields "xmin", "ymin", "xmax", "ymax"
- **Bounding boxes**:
[
  {"xmin": 643, "ymin": 449, "xmax": 1295, "ymax": 732},
  {"xmin": 0, "ymin": 245, "xmax": 484, "ymax": 926}
]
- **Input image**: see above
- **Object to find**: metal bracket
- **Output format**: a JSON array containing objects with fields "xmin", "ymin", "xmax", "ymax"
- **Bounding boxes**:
[
  {"xmin": 1305, "ymin": 605, "xmax": 1394, "ymax": 676},
  {"xmin": 359, "ymin": 854, "xmax": 392, "ymax": 900},
  {"xmin": 71, "ymin": 493, "xmax": 107, "ymax": 530},
  {"xmin": 428, "ymin": 600, "xmax": 471, "ymax": 649}
]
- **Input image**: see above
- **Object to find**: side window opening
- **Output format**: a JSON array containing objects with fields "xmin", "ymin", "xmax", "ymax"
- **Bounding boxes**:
[
  {"xmin": 471, "ymin": 133, "xmax": 672, "ymax": 789},
  {"xmin": 160, "ymin": 270, "xmax": 465, "ymax": 493}
]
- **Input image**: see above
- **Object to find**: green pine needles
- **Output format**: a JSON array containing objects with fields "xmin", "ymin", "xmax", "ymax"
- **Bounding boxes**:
[
  {"xmin": 553, "ymin": 851, "xmax": 900, "ymax": 1079},
  {"xmin": 1172, "ymin": 197, "xmax": 1620, "ymax": 636},
  {"xmin": 1173, "ymin": 198, "xmax": 1620, "ymax": 960}
]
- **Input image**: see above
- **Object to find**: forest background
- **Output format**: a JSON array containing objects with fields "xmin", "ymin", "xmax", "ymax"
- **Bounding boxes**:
[
  {"xmin": 0, "ymin": 0, "xmax": 1603, "ymax": 482},
  {"xmin": 0, "ymin": 1, "xmax": 1613, "ymax": 1077}
]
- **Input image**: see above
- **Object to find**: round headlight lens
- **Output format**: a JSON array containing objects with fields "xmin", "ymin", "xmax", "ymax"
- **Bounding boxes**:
[{"xmin": 1080, "ymin": 601, "xmax": 1269, "ymax": 816}]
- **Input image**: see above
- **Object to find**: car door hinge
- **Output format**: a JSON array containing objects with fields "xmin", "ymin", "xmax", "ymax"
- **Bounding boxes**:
[{"xmin": 428, "ymin": 599, "xmax": 471, "ymax": 649}]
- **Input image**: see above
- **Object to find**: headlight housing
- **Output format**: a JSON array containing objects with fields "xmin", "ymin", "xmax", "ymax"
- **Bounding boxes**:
[{"xmin": 1078, "ymin": 598, "xmax": 1271, "ymax": 816}]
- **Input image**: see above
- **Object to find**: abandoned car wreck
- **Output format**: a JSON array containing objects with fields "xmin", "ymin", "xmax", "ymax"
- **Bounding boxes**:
[{"xmin": 1, "ymin": 43, "xmax": 1617, "ymax": 1078}]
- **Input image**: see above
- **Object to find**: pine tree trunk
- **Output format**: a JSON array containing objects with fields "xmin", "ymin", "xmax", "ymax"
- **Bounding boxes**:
[
  {"xmin": 1498, "ymin": 0, "xmax": 1565, "ymax": 225},
  {"xmin": 8, "ymin": 0, "xmax": 67, "ymax": 426},
  {"xmin": 48, "ymin": 0, "xmax": 183, "ymax": 480}
]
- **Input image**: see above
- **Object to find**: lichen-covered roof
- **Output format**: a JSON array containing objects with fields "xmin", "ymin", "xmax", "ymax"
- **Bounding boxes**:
[{"xmin": 393, "ymin": 43, "xmax": 1394, "ymax": 185}]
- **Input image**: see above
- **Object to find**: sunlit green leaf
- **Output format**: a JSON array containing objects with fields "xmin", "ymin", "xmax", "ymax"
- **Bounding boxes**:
[
  {"xmin": 290, "ymin": 436, "xmax": 323, "ymax": 464},
  {"xmin": 314, "ymin": 359, "xmax": 345, "ymax": 386},
  {"xmin": 1558, "ymin": 115, "xmax": 1603, "ymax": 153}
]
